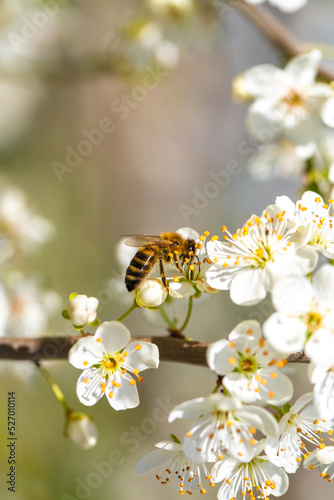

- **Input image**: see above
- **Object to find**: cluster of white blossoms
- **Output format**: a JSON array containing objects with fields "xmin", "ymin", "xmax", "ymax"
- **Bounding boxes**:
[
  {"xmin": 135, "ymin": 323, "xmax": 334, "ymax": 499},
  {"xmin": 0, "ymin": 183, "xmax": 60, "ymax": 378},
  {"xmin": 130, "ymin": 191, "xmax": 334, "ymax": 497},
  {"xmin": 233, "ymin": 49, "xmax": 334, "ymax": 184}
]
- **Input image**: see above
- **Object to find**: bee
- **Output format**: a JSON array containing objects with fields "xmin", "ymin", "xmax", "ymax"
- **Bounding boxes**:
[{"xmin": 124, "ymin": 232, "xmax": 196, "ymax": 292}]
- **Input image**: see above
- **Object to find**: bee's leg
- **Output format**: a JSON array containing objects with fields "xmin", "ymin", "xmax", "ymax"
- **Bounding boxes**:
[
  {"xmin": 159, "ymin": 257, "xmax": 168, "ymax": 288},
  {"xmin": 172, "ymin": 253, "xmax": 183, "ymax": 272}
]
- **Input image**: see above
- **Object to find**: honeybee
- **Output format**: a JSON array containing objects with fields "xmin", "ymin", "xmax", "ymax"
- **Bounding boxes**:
[{"xmin": 124, "ymin": 232, "xmax": 196, "ymax": 292}]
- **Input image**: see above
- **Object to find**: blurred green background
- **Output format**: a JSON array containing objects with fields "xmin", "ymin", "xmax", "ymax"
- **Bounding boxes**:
[{"xmin": 1, "ymin": 0, "xmax": 334, "ymax": 499}]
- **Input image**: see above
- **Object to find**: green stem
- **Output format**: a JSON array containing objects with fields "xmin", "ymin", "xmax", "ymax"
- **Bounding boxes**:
[
  {"xmin": 35, "ymin": 361, "xmax": 70, "ymax": 414},
  {"xmin": 159, "ymin": 304, "xmax": 175, "ymax": 329},
  {"xmin": 179, "ymin": 295, "xmax": 193, "ymax": 333},
  {"xmin": 116, "ymin": 301, "xmax": 138, "ymax": 322}
]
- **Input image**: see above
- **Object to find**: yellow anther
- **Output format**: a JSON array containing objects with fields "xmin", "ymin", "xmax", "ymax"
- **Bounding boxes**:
[{"xmin": 96, "ymin": 338, "xmax": 102, "ymax": 343}]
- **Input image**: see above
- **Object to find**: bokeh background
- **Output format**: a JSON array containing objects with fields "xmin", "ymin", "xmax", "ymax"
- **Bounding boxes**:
[{"xmin": 0, "ymin": 0, "xmax": 334, "ymax": 499}]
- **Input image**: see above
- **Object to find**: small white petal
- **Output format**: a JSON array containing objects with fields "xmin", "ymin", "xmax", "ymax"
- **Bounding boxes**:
[
  {"xmin": 285, "ymin": 50, "xmax": 322, "ymax": 87},
  {"xmin": 242, "ymin": 64, "xmax": 289, "ymax": 98},
  {"xmin": 107, "ymin": 371, "xmax": 139, "ymax": 410},
  {"xmin": 96, "ymin": 321, "xmax": 130, "ymax": 354},
  {"xmin": 270, "ymin": 275, "xmax": 312, "ymax": 315},
  {"xmin": 258, "ymin": 370, "xmax": 293, "ymax": 405},
  {"xmin": 123, "ymin": 341, "xmax": 159, "ymax": 372},
  {"xmin": 235, "ymin": 405, "xmax": 279, "ymax": 437},
  {"xmin": 223, "ymin": 372, "xmax": 259, "ymax": 403},
  {"xmin": 230, "ymin": 269, "xmax": 267, "ymax": 306},
  {"xmin": 76, "ymin": 367, "xmax": 105, "ymax": 406},
  {"xmin": 135, "ymin": 447, "xmax": 178, "ymax": 475},
  {"xmin": 169, "ymin": 280, "xmax": 196, "ymax": 299},
  {"xmin": 69, "ymin": 336, "xmax": 105, "ymax": 369},
  {"xmin": 206, "ymin": 339, "xmax": 235, "ymax": 375},
  {"xmin": 263, "ymin": 313, "xmax": 306, "ymax": 354}
]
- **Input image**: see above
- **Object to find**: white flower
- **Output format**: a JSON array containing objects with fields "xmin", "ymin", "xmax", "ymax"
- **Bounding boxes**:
[
  {"xmin": 206, "ymin": 204, "xmax": 315, "ymax": 306},
  {"xmin": 239, "ymin": 50, "xmax": 331, "ymax": 149},
  {"xmin": 67, "ymin": 294, "xmax": 99, "ymax": 326},
  {"xmin": 168, "ymin": 228, "xmax": 219, "ymax": 299},
  {"xmin": 276, "ymin": 191, "xmax": 334, "ymax": 259},
  {"xmin": 308, "ymin": 363, "xmax": 334, "ymax": 423},
  {"xmin": 1, "ymin": 276, "xmax": 59, "ymax": 338},
  {"xmin": 211, "ymin": 440, "xmax": 289, "ymax": 500},
  {"xmin": 266, "ymin": 393, "xmax": 331, "ymax": 473},
  {"xmin": 304, "ymin": 445, "xmax": 334, "ymax": 482},
  {"xmin": 135, "ymin": 440, "xmax": 214, "ymax": 495},
  {"xmin": 135, "ymin": 278, "xmax": 168, "ymax": 308},
  {"xmin": 244, "ymin": 0, "xmax": 307, "ymax": 12},
  {"xmin": 263, "ymin": 265, "xmax": 334, "ymax": 364},
  {"xmin": 169, "ymin": 393, "xmax": 279, "ymax": 463},
  {"xmin": 207, "ymin": 320, "xmax": 293, "ymax": 405},
  {"xmin": 68, "ymin": 321, "xmax": 159, "ymax": 410},
  {"xmin": 64, "ymin": 411, "xmax": 98, "ymax": 449},
  {"xmin": 0, "ymin": 186, "xmax": 55, "ymax": 252}
]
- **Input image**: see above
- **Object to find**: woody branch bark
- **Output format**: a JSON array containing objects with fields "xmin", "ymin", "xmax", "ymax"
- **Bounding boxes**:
[
  {"xmin": 0, "ymin": 336, "xmax": 309, "ymax": 365},
  {"xmin": 233, "ymin": 0, "xmax": 334, "ymax": 82}
]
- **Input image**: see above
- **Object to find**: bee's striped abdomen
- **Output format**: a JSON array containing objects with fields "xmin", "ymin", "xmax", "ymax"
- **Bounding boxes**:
[{"xmin": 125, "ymin": 247, "xmax": 159, "ymax": 291}]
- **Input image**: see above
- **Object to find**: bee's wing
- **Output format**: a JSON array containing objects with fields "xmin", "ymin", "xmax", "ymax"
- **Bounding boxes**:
[{"xmin": 124, "ymin": 235, "xmax": 175, "ymax": 248}]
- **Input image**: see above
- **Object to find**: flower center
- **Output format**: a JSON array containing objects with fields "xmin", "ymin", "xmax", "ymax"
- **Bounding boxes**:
[
  {"xmin": 236, "ymin": 353, "xmax": 259, "ymax": 374},
  {"xmin": 282, "ymin": 90, "xmax": 304, "ymax": 109},
  {"xmin": 305, "ymin": 311, "xmax": 322, "ymax": 331},
  {"xmin": 102, "ymin": 356, "xmax": 119, "ymax": 372}
]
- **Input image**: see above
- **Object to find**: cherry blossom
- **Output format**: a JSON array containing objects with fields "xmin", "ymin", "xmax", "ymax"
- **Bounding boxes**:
[
  {"xmin": 68, "ymin": 321, "xmax": 159, "ymax": 410},
  {"xmin": 207, "ymin": 320, "xmax": 293, "ymax": 405},
  {"xmin": 206, "ymin": 204, "xmax": 315, "ymax": 305},
  {"xmin": 169, "ymin": 393, "xmax": 279, "ymax": 463}
]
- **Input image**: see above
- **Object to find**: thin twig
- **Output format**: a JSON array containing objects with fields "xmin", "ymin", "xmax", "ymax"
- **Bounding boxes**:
[{"xmin": 0, "ymin": 336, "xmax": 310, "ymax": 366}]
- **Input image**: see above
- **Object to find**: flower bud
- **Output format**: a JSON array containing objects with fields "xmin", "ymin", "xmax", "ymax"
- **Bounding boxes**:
[
  {"xmin": 67, "ymin": 294, "xmax": 99, "ymax": 326},
  {"xmin": 135, "ymin": 279, "xmax": 168, "ymax": 308},
  {"xmin": 64, "ymin": 411, "xmax": 98, "ymax": 449}
]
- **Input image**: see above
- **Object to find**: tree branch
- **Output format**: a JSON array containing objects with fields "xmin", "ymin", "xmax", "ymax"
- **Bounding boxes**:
[
  {"xmin": 0, "ymin": 336, "xmax": 310, "ymax": 366},
  {"xmin": 233, "ymin": 0, "xmax": 334, "ymax": 82}
]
